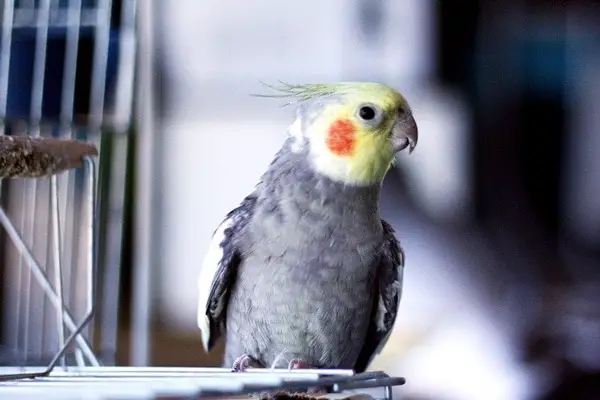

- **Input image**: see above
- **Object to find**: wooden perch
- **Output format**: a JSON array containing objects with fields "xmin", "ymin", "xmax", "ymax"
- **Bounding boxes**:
[{"xmin": 0, "ymin": 136, "xmax": 98, "ymax": 179}]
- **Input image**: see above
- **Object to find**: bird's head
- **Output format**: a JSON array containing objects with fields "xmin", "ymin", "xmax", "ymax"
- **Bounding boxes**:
[{"xmin": 258, "ymin": 81, "xmax": 418, "ymax": 186}]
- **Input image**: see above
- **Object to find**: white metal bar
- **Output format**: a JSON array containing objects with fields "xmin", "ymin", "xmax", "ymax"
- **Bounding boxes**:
[
  {"xmin": 88, "ymin": 0, "xmax": 112, "ymax": 131},
  {"xmin": 0, "ymin": 0, "xmax": 15, "ymax": 126},
  {"xmin": 11, "ymin": 125, "xmax": 28, "ymax": 362},
  {"xmin": 16, "ymin": 174, "xmax": 35, "ymax": 362},
  {"xmin": 30, "ymin": 0, "xmax": 51, "ymax": 124},
  {"xmin": 0, "ymin": 366, "xmax": 354, "ymax": 377},
  {"xmin": 0, "ymin": 0, "xmax": 16, "ymax": 357},
  {"xmin": 50, "ymin": 175, "xmax": 66, "ymax": 367},
  {"xmin": 38, "ymin": 127, "xmax": 53, "ymax": 361},
  {"xmin": 67, "ymin": 182, "xmax": 84, "ymax": 365},
  {"xmin": 131, "ymin": 0, "xmax": 155, "ymax": 367},
  {"xmin": 57, "ymin": 0, "xmax": 82, "ymax": 325},
  {"xmin": 78, "ymin": 0, "xmax": 111, "ymax": 358},
  {"xmin": 0, "ymin": 367, "xmax": 401, "ymax": 400},
  {"xmin": 84, "ymin": 156, "xmax": 100, "ymax": 367},
  {"xmin": 59, "ymin": 0, "xmax": 82, "ymax": 128},
  {"xmin": 112, "ymin": 0, "xmax": 136, "ymax": 132},
  {"xmin": 25, "ymin": 0, "xmax": 52, "ymax": 363}
]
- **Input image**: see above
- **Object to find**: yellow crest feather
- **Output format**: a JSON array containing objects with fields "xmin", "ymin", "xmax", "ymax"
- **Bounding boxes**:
[{"xmin": 251, "ymin": 81, "xmax": 405, "ymax": 108}]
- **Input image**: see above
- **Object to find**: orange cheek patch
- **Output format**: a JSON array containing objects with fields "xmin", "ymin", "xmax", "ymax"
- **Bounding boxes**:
[{"xmin": 326, "ymin": 119, "xmax": 356, "ymax": 156}]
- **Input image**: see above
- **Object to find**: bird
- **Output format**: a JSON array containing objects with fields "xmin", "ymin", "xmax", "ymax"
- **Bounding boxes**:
[{"xmin": 196, "ymin": 81, "xmax": 418, "ymax": 375}]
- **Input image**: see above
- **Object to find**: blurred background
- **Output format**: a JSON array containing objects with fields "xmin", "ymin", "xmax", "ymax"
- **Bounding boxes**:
[{"xmin": 1, "ymin": 0, "xmax": 600, "ymax": 399}]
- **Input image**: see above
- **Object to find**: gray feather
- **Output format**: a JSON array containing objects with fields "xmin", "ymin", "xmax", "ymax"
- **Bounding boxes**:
[
  {"xmin": 203, "ymin": 138, "xmax": 404, "ymax": 371},
  {"xmin": 352, "ymin": 220, "xmax": 404, "ymax": 373},
  {"xmin": 202, "ymin": 194, "xmax": 257, "ymax": 351}
]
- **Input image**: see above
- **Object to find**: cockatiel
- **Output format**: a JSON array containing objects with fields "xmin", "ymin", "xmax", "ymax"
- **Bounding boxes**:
[{"xmin": 197, "ymin": 82, "xmax": 418, "ymax": 374}]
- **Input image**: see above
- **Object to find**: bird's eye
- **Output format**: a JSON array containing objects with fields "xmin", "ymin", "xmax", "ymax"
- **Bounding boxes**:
[{"xmin": 358, "ymin": 106, "xmax": 376, "ymax": 121}]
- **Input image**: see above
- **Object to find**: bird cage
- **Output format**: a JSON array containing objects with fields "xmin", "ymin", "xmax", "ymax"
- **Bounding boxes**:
[{"xmin": 0, "ymin": 0, "xmax": 136, "ymax": 372}]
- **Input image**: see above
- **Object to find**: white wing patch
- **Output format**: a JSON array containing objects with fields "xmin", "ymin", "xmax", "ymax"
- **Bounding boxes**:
[{"xmin": 196, "ymin": 216, "xmax": 235, "ymax": 352}]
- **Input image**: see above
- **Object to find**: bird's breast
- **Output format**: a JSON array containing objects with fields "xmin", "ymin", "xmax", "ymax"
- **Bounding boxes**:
[{"xmin": 229, "ymin": 248, "xmax": 377, "ymax": 368}]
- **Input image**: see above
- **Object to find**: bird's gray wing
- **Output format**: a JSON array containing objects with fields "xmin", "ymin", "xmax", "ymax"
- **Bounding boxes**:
[
  {"xmin": 196, "ymin": 194, "xmax": 257, "ymax": 352},
  {"xmin": 353, "ymin": 219, "xmax": 405, "ymax": 373}
]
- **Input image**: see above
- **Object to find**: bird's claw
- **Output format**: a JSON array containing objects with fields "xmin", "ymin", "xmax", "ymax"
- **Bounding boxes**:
[
  {"xmin": 287, "ymin": 360, "xmax": 329, "ymax": 395},
  {"xmin": 287, "ymin": 358, "xmax": 311, "ymax": 370},
  {"xmin": 232, "ymin": 354, "xmax": 263, "ymax": 372}
]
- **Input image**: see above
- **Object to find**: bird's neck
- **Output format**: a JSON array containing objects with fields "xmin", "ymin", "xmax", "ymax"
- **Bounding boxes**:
[{"xmin": 257, "ymin": 145, "xmax": 383, "ymax": 229}]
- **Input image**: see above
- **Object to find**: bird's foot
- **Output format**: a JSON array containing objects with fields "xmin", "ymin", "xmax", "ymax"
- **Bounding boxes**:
[
  {"xmin": 231, "ymin": 354, "xmax": 264, "ymax": 372},
  {"xmin": 287, "ymin": 359, "xmax": 327, "ymax": 395},
  {"xmin": 287, "ymin": 359, "xmax": 311, "ymax": 370}
]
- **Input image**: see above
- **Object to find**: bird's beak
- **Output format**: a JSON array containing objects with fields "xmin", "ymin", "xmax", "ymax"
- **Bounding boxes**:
[{"xmin": 391, "ymin": 113, "xmax": 418, "ymax": 154}]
